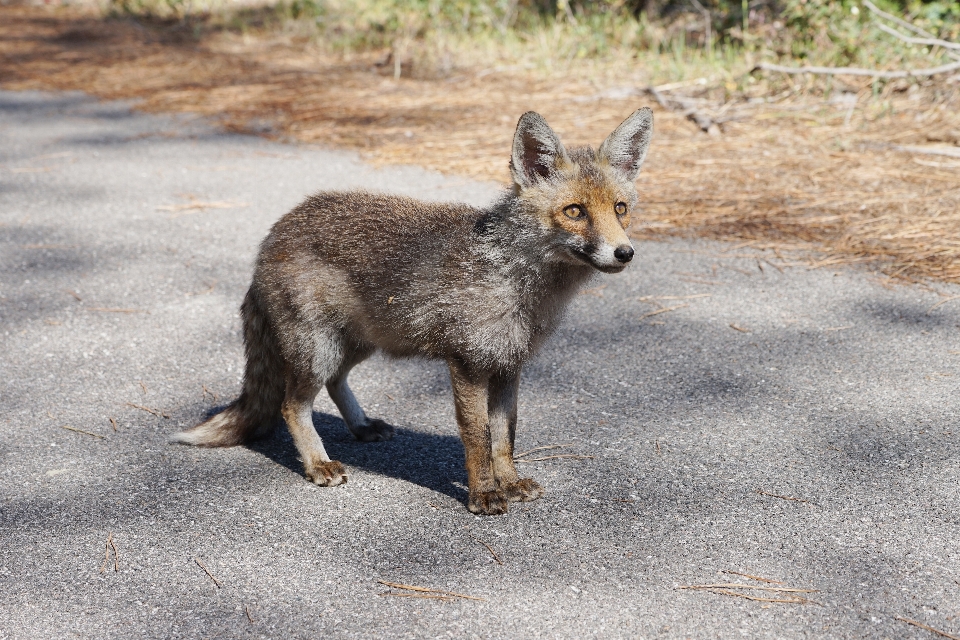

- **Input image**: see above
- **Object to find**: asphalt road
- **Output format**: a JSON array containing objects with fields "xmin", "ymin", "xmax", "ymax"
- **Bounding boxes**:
[{"xmin": 2, "ymin": 90, "xmax": 960, "ymax": 639}]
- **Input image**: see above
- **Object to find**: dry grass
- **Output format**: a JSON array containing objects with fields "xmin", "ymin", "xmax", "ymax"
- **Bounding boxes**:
[{"xmin": 3, "ymin": 5, "xmax": 959, "ymax": 284}]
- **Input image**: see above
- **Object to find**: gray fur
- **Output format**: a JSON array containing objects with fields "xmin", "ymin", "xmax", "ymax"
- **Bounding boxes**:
[
  {"xmin": 510, "ymin": 111, "xmax": 572, "ymax": 188},
  {"xmin": 172, "ymin": 109, "xmax": 654, "ymax": 514},
  {"xmin": 598, "ymin": 107, "xmax": 654, "ymax": 181}
]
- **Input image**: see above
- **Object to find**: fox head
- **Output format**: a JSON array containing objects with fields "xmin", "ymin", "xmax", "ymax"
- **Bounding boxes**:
[{"xmin": 509, "ymin": 108, "xmax": 653, "ymax": 273}]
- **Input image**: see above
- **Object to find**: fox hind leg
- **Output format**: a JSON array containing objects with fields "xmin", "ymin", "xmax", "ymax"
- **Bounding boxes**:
[
  {"xmin": 489, "ymin": 372, "xmax": 543, "ymax": 503},
  {"xmin": 326, "ymin": 345, "xmax": 395, "ymax": 443},
  {"xmin": 282, "ymin": 377, "xmax": 347, "ymax": 486}
]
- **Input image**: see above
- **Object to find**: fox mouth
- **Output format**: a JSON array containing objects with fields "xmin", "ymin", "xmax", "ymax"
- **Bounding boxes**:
[{"xmin": 569, "ymin": 247, "xmax": 627, "ymax": 273}]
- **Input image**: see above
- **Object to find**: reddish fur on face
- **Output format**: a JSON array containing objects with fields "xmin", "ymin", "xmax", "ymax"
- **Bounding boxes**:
[{"xmin": 521, "ymin": 147, "xmax": 636, "ymax": 258}]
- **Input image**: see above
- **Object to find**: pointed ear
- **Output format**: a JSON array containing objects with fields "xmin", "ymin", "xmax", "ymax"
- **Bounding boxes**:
[
  {"xmin": 510, "ymin": 111, "xmax": 570, "ymax": 189},
  {"xmin": 598, "ymin": 107, "xmax": 654, "ymax": 181}
]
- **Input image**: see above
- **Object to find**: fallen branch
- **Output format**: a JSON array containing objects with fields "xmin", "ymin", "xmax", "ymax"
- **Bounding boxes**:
[
  {"xmin": 468, "ymin": 535, "xmax": 503, "ymax": 565},
  {"xmin": 679, "ymin": 583, "xmax": 817, "ymax": 593},
  {"xmin": 895, "ymin": 616, "xmax": 960, "ymax": 640},
  {"xmin": 99, "ymin": 532, "xmax": 119, "ymax": 573},
  {"xmin": 514, "ymin": 443, "xmax": 572, "ymax": 458},
  {"xmin": 722, "ymin": 570, "xmax": 784, "ymax": 584},
  {"xmin": 639, "ymin": 303, "xmax": 689, "ymax": 321},
  {"xmin": 379, "ymin": 592, "xmax": 454, "ymax": 601},
  {"xmin": 515, "ymin": 454, "xmax": 595, "ymax": 463},
  {"xmin": 753, "ymin": 59, "xmax": 960, "ymax": 79},
  {"xmin": 875, "ymin": 22, "xmax": 960, "ymax": 55},
  {"xmin": 87, "ymin": 307, "xmax": 148, "ymax": 314},
  {"xmin": 864, "ymin": 0, "xmax": 960, "ymax": 59},
  {"xmin": 898, "ymin": 145, "xmax": 960, "ymax": 159},
  {"xmin": 195, "ymin": 557, "xmax": 222, "ymax": 588},
  {"xmin": 756, "ymin": 489, "xmax": 810, "ymax": 503},
  {"xmin": 125, "ymin": 402, "xmax": 170, "ymax": 419},
  {"xmin": 376, "ymin": 580, "xmax": 483, "ymax": 601},
  {"xmin": 61, "ymin": 425, "xmax": 106, "ymax": 439},
  {"xmin": 927, "ymin": 295, "xmax": 960, "ymax": 314},
  {"xmin": 699, "ymin": 588, "xmax": 810, "ymax": 604},
  {"xmin": 646, "ymin": 87, "xmax": 718, "ymax": 134}
]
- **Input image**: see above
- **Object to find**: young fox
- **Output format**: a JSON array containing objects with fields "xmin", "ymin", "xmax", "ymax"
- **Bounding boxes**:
[{"xmin": 172, "ymin": 108, "xmax": 654, "ymax": 515}]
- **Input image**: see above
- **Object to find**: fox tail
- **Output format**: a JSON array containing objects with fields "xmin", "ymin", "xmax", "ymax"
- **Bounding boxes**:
[{"xmin": 170, "ymin": 288, "xmax": 284, "ymax": 447}]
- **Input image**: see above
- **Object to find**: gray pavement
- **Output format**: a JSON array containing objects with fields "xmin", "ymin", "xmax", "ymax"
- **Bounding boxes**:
[{"xmin": 1, "ymin": 89, "xmax": 959, "ymax": 639}]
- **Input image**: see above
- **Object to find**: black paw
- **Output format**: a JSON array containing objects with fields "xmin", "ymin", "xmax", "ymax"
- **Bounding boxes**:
[{"xmin": 351, "ymin": 418, "xmax": 395, "ymax": 443}]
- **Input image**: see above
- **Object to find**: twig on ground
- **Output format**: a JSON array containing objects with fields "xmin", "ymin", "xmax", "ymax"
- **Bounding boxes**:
[
  {"xmin": 202, "ymin": 385, "xmax": 220, "ymax": 402},
  {"xmin": 87, "ymin": 307, "xmax": 148, "ymax": 314},
  {"xmin": 646, "ymin": 87, "xmax": 719, "ymax": 134},
  {"xmin": 700, "ymin": 588, "xmax": 810, "ymax": 604},
  {"xmin": 656, "ymin": 439, "xmax": 662, "ymax": 455},
  {"xmin": 514, "ymin": 443, "xmax": 572, "ymax": 458},
  {"xmin": 822, "ymin": 325, "xmax": 853, "ymax": 332},
  {"xmin": 469, "ymin": 535, "xmax": 503, "ymax": 565},
  {"xmin": 109, "ymin": 534, "xmax": 119, "ymax": 572},
  {"xmin": 756, "ymin": 489, "xmax": 810, "ymax": 503},
  {"xmin": 379, "ymin": 593, "xmax": 454, "ymax": 600},
  {"xmin": 927, "ymin": 295, "xmax": 960, "ymax": 314},
  {"xmin": 754, "ymin": 60, "xmax": 960, "ymax": 79},
  {"xmin": 109, "ymin": 417, "xmax": 118, "ymax": 431},
  {"xmin": 515, "ymin": 454, "xmax": 595, "ymax": 463},
  {"xmin": 125, "ymin": 402, "xmax": 170, "ymax": 419},
  {"xmin": 639, "ymin": 304, "xmax": 689, "ymax": 321},
  {"xmin": 679, "ymin": 583, "xmax": 817, "ymax": 593},
  {"xmin": 244, "ymin": 605, "xmax": 255, "ymax": 623},
  {"xmin": 722, "ymin": 570, "xmax": 785, "ymax": 584},
  {"xmin": 638, "ymin": 293, "xmax": 711, "ymax": 302},
  {"xmin": 61, "ymin": 425, "xmax": 105, "ymax": 439},
  {"xmin": 729, "ymin": 323, "xmax": 751, "ymax": 333},
  {"xmin": 139, "ymin": 380, "xmax": 147, "ymax": 394},
  {"xmin": 579, "ymin": 284, "xmax": 607, "ymax": 297},
  {"xmin": 65, "ymin": 289, "xmax": 82, "ymax": 301},
  {"xmin": 157, "ymin": 200, "xmax": 248, "ymax": 217},
  {"xmin": 376, "ymin": 580, "xmax": 484, "ymax": 601},
  {"xmin": 898, "ymin": 145, "xmax": 960, "ymax": 159},
  {"xmin": 195, "ymin": 557, "xmax": 222, "ymax": 588},
  {"xmin": 100, "ymin": 532, "xmax": 119, "ymax": 572},
  {"xmin": 895, "ymin": 616, "xmax": 960, "ymax": 640}
]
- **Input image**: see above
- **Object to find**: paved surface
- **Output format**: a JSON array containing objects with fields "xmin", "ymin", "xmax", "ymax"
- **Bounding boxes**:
[{"xmin": 2, "ymin": 90, "xmax": 960, "ymax": 639}]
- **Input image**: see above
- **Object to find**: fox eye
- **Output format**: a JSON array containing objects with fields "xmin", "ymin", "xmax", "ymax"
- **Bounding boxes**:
[
  {"xmin": 615, "ymin": 202, "xmax": 628, "ymax": 216},
  {"xmin": 564, "ymin": 204, "xmax": 586, "ymax": 220}
]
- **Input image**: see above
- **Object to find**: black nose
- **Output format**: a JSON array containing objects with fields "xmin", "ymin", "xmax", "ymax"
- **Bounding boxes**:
[{"xmin": 614, "ymin": 245, "xmax": 634, "ymax": 263}]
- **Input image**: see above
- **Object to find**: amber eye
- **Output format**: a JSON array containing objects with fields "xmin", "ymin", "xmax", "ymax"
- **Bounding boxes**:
[
  {"xmin": 615, "ymin": 202, "xmax": 628, "ymax": 216},
  {"xmin": 564, "ymin": 204, "xmax": 586, "ymax": 220}
]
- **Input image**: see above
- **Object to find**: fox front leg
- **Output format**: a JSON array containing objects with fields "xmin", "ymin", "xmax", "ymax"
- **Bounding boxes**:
[
  {"xmin": 488, "ymin": 372, "xmax": 544, "ymax": 503},
  {"xmin": 448, "ymin": 359, "xmax": 508, "ymax": 515}
]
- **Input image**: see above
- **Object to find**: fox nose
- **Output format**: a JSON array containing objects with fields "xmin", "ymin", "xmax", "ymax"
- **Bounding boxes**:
[{"xmin": 614, "ymin": 245, "xmax": 634, "ymax": 263}]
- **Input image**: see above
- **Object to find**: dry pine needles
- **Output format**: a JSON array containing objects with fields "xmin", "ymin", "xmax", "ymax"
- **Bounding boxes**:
[{"xmin": 2, "ymin": 6, "xmax": 960, "ymax": 285}]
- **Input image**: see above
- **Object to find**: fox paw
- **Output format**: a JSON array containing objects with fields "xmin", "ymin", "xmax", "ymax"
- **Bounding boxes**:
[
  {"xmin": 501, "ymin": 478, "xmax": 544, "ymax": 503},
  {"xmin": 350, "ymin": 418, "xmax": 395, "ymax": 443},
  {"xmin": 468, "ymin": 489, "xmax": 509, "ymax": 516},
  {"xmin": 305, "ymin": 460, "xmax": 348, "ymax": 486}
]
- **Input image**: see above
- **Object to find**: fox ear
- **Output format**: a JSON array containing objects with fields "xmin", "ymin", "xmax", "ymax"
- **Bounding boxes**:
[
  {"xmin": 598, "ymin": 107, "xmax": 654, "ymax": 181},
  {"xmin": 510, "ymin": 111, "xmax": 570, "ymax": 189}
]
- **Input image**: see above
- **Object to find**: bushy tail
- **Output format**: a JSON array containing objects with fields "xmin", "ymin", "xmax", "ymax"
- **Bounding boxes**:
[{"xmin": 171, "ymin": 287, "xmax": 285, "ymax": 447}]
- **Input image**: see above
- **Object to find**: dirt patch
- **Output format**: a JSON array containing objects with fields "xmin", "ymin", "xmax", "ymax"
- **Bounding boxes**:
[{"xmin": 3, "ymin": 5, "xmax": 959, "ymax": 284}]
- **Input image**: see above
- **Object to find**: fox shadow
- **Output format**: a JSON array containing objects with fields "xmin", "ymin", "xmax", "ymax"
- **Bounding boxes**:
[{"xmin": 245, "ymin": 410, "xmax": 469, "ymax": 504}]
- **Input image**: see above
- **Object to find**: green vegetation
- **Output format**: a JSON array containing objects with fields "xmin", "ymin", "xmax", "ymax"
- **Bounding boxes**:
[{"xmin": 104, "ymin": 0, "xmax": 960, "ymax": 83}]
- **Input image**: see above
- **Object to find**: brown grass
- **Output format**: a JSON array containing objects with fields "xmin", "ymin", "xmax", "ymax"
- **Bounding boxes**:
[{"xmin": 3, "ymin": 5, "xmax": 959, "ymax": 284}]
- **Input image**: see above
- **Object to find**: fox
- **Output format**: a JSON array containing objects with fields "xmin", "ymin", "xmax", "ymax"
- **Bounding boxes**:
[{"xmin": 171, "ymin": 107, "xmax": 654, "ymax": 515}]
